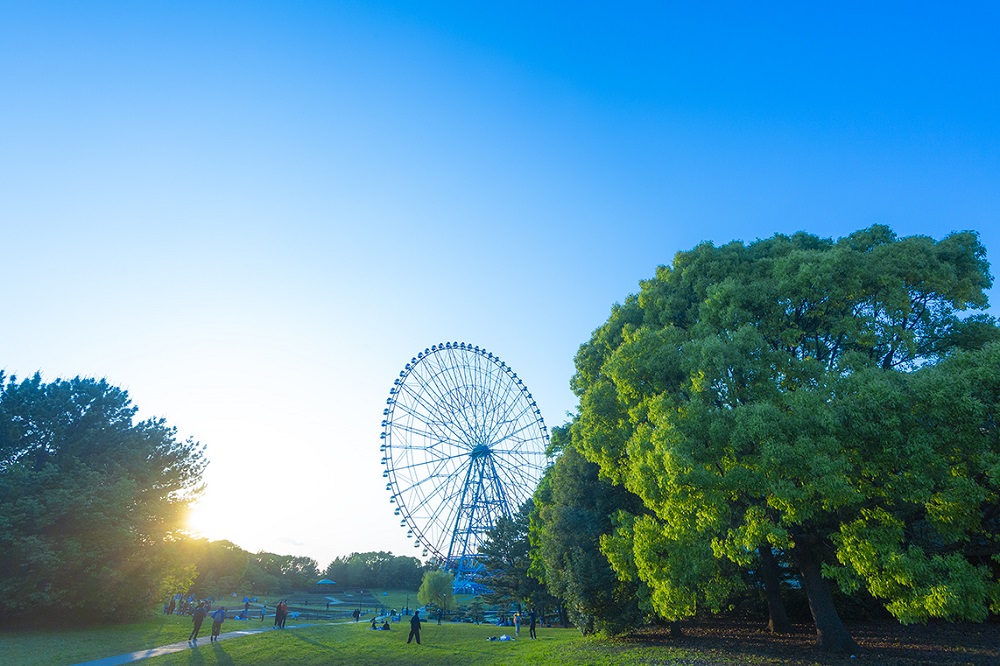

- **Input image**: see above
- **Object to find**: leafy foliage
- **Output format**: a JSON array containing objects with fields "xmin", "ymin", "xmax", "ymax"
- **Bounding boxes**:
[
  {"xmin": 570, "ymin": 227, "xmax": 999, "ymax": 650},
  {"xmin": 479, "ymin": 500, "xmax": 546, "ymax": 608},
  {"xmin": 417, "ymin": 569, "xmax": 455, "ymax": 615},
  {"xmin": 323, "ymin": 551, "xmax": 428, "ymax": 590},
  {"xmin": 529, "ymin": 424, "xmax": 649, "ymax": 635},
  {"xmin": 0, "ymin": 374, "xmax": 206, "ymax": 626}
]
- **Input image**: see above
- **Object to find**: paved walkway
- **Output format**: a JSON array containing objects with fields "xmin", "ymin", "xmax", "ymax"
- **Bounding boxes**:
[{"xmin": 72, "ymin": 621, "xmax": 343, "ymax": 666}]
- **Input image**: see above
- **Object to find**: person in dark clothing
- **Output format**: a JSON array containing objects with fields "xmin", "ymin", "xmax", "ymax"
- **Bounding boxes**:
[
  {"xmin": 189, "ymin": 602, "xmax": 207, "ymax": 642},
  {"xmin": 210, "ymin": 607, "xmax": 226, "ymax": 642},
  {"xmin": 529, "ymin": 609, "xmax": 537, "ymax": 639},
  {"xmin": 407, "ymin": 610, "xmax": 422, "ymax": 644}
]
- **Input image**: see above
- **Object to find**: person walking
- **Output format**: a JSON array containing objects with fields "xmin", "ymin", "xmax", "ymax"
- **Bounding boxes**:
[
  {"xmin": 188, "ymin": 602, "xmax": 207, "ymax": 642},
  {"xmin": 279, "ymin": 600, "xmax": 289, "ymax": 628},
  {"xmin": 407, "ymin": 610, "xmax": 422, "ymax": 645},
  {"xmin": 210, "ymin": 606, "xmax": 226, "ymax": 642},
  {"xmin": 529, "ymin": 609, "xmax": 537, "ymax": 639}
]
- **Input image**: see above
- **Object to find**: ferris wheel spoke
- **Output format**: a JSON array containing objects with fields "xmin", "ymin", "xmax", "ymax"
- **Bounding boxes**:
[
  {"xmin": 390, "ymin": 425, "xmax": 473, "ymax": 457},
  {"xmin": 407, "ymin": 469, "xmax": 468, "ymax": 532},
  {"xmin": 409, "ymin": 367, "xmax": 483, "ymax": 448},
  {"xmin": 489, "ymin": 417, "xmax": 544, "ymax": 452},
  {"xmin": 395, "ymin": 382, "xmax": 474, "ymax": 447},
  {"xmin": 491, "ymin": 454, "xmax": 540, "ymax": 499},
  {"xmin": 489, "ymin": 453, "xmax": 539, "ymax": 492},
  {"xmin": 389, "ymin": 420, "xmax": 454, "ymax": 446},
  {"xmin": 484, "ymin": 382, "xmax": 528, "ymax": 442},
  {"xmin": 492, "ymin": 440, "xmax": 544, "ymax": 469},
  {"xmin": 391, "ymin": 450, "xmax": 469, "ymax": 480}
]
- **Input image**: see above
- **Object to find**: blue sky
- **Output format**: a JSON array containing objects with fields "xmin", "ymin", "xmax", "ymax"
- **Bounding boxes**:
[{"xmin": 2, "ymin": 2, "xmax": 998, "ymax": 567}]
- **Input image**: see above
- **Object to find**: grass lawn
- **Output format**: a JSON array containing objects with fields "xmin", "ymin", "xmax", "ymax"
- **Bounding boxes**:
[
  {"xmin": 140, "ymin": 620, "xmax": 661, "ymax": 666},
  {"xmin": 0, "ymin": 613, "xmax": 194, "ymax": 666},
  {"xmin": 6, "ymin": 609, "xmax": 994, "ymax": 665},
  {"xmin": 0, "ymin": 614, "xmax": 688, "ymax": 666}
]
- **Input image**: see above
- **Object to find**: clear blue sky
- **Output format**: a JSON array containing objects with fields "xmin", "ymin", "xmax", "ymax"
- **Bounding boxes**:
[{"xmin": 2, "ymin": 1, "xmax": 998, "ymax": 567}]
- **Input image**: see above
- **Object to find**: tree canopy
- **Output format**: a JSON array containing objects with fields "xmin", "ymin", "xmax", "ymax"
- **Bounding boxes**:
[
  {"xmin": 570, "ymin": 226, "xmax": 1000, "ymax": 651},
  {"xmin": 529, "ymin": 425, "xmax": 649, "ymax": 635},
  {"xmin": 479, "ymin": 500, "xmax": 547, "ymax": 610},
  {"xmin": 323, "ymin": 551, "xmax": 427, "ymax": 590},
  {"xmin": 0, "ymin": 374, "xmax": 207, "ymax": 626},
  {"xmin": 417, "ymin": 569, "xmax": 455, "ymax": 616}
]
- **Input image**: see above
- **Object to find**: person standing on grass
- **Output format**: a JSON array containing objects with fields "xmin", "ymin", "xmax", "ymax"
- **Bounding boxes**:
[
  {"xmin": 528, "ymin": 609, "xmax": 537, "ymax": 639},
  {"xmin": 514, "ymin": 612, "xmax": 521, "ymax": 637},
  {"xmin": 279, "ymin": 600, "xmax": 289, "ymax": 628},
  {"xmin": 407, "ymin": 610, "xmax": 422, "ymax": 644},
  {"xmin": 188, "ymin": 602, "xmax": 207, "ymax": 642},
  {"xmin": 210, "ymin": 606, "xmax": 226, "ymax": 642}
]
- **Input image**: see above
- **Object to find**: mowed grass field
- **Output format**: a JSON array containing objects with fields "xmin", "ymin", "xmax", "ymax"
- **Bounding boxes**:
[{"xmin": 0, "ymin": 614, "xmax": 688, "ymax": 666}]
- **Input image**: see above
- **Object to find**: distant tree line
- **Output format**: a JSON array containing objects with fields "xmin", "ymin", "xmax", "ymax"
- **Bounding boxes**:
[
  {"xmin": 323, "ymin": 551, "xmax": 430, "ymax": 590},
  {"xmin": 178, "ymin": 542, "xmax": 429, "ymax": 598}
]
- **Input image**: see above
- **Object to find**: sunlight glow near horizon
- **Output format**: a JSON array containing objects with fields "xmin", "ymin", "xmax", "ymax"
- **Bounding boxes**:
[{"xmin": 2, "ymin": 2, "xmax": 998, "ymax": 567}]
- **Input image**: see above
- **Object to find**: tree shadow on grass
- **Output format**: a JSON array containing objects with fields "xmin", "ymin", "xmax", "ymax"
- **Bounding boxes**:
[
  {"xmin": 181, "ymin": 642, "xmax": 236, "ymax": 666},
  {"xmin": 617, "ymin": 619, "xmax": 1000, "ymax": 666}
]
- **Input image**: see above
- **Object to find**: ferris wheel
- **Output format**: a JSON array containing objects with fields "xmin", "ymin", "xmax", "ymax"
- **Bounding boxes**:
[{"xmin": 380, "ymin": 342, "xmax": 550, "ymax": 585}]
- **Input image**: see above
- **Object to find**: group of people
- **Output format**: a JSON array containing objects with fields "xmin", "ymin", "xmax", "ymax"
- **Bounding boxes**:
[
  {"xmin": 179, "ymin": 596, "xmax": 538, "ymax": 648},
  {"xmin": 183, "ymin": 597, "xmax": 292, "ymax": 643},
  {"xmin": 370, "ymin": 616, "xmax": 392, "ymax": 631},
  {"xmin": 186, "ymin": 602, "xmax": 229, "ymax": 643},
  {"xmin": 510, "ymin": 609, "xmax": 538, "ymax": 639},
  {"xmin": 272, "ymin": 600, "xmax": 289, "ymax": 629}
]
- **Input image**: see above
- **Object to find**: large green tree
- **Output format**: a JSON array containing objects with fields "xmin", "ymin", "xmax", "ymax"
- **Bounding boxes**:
[
  {"xmin": 572, "ymin": 226, "xmax": 1000, "ymax": 652},
  {"xmin": 529, "ymin": 424, "xmax": 649, "ymax": 635},
  {"xmin": 0, "ymin": 374, "xmax": 206, "ymax": 626}
]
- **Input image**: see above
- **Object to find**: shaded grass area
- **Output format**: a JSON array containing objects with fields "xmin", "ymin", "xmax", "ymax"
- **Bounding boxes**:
[
  {"xmin": 0, "ymin": 614, "xmax": 319, "ymax": 665},
  {"xmin": 616, "ymin": 618, "xmax": 1000, "ymax": 666},
  {"xmin": 0, "ymin": 613, "xmax": 193, "ymax": 666}
]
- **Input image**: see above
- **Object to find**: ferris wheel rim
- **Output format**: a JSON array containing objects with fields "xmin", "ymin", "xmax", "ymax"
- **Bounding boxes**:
[{"xmin": 380, "ymin": 342, "xmax": 550, "ymax": 562}]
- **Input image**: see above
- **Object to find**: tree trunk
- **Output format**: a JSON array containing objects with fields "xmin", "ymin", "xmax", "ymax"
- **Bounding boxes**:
[
  {"xmin": 669, "ymin": 619, "xmax": 683, "ymax": 638},
  {"xmin": 758, "ymin": 543, "xmax": 792, "ymax": 634},
  {"xmin": 793, "ymin": 540, "xmax": 858, "ymax": 653}
]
